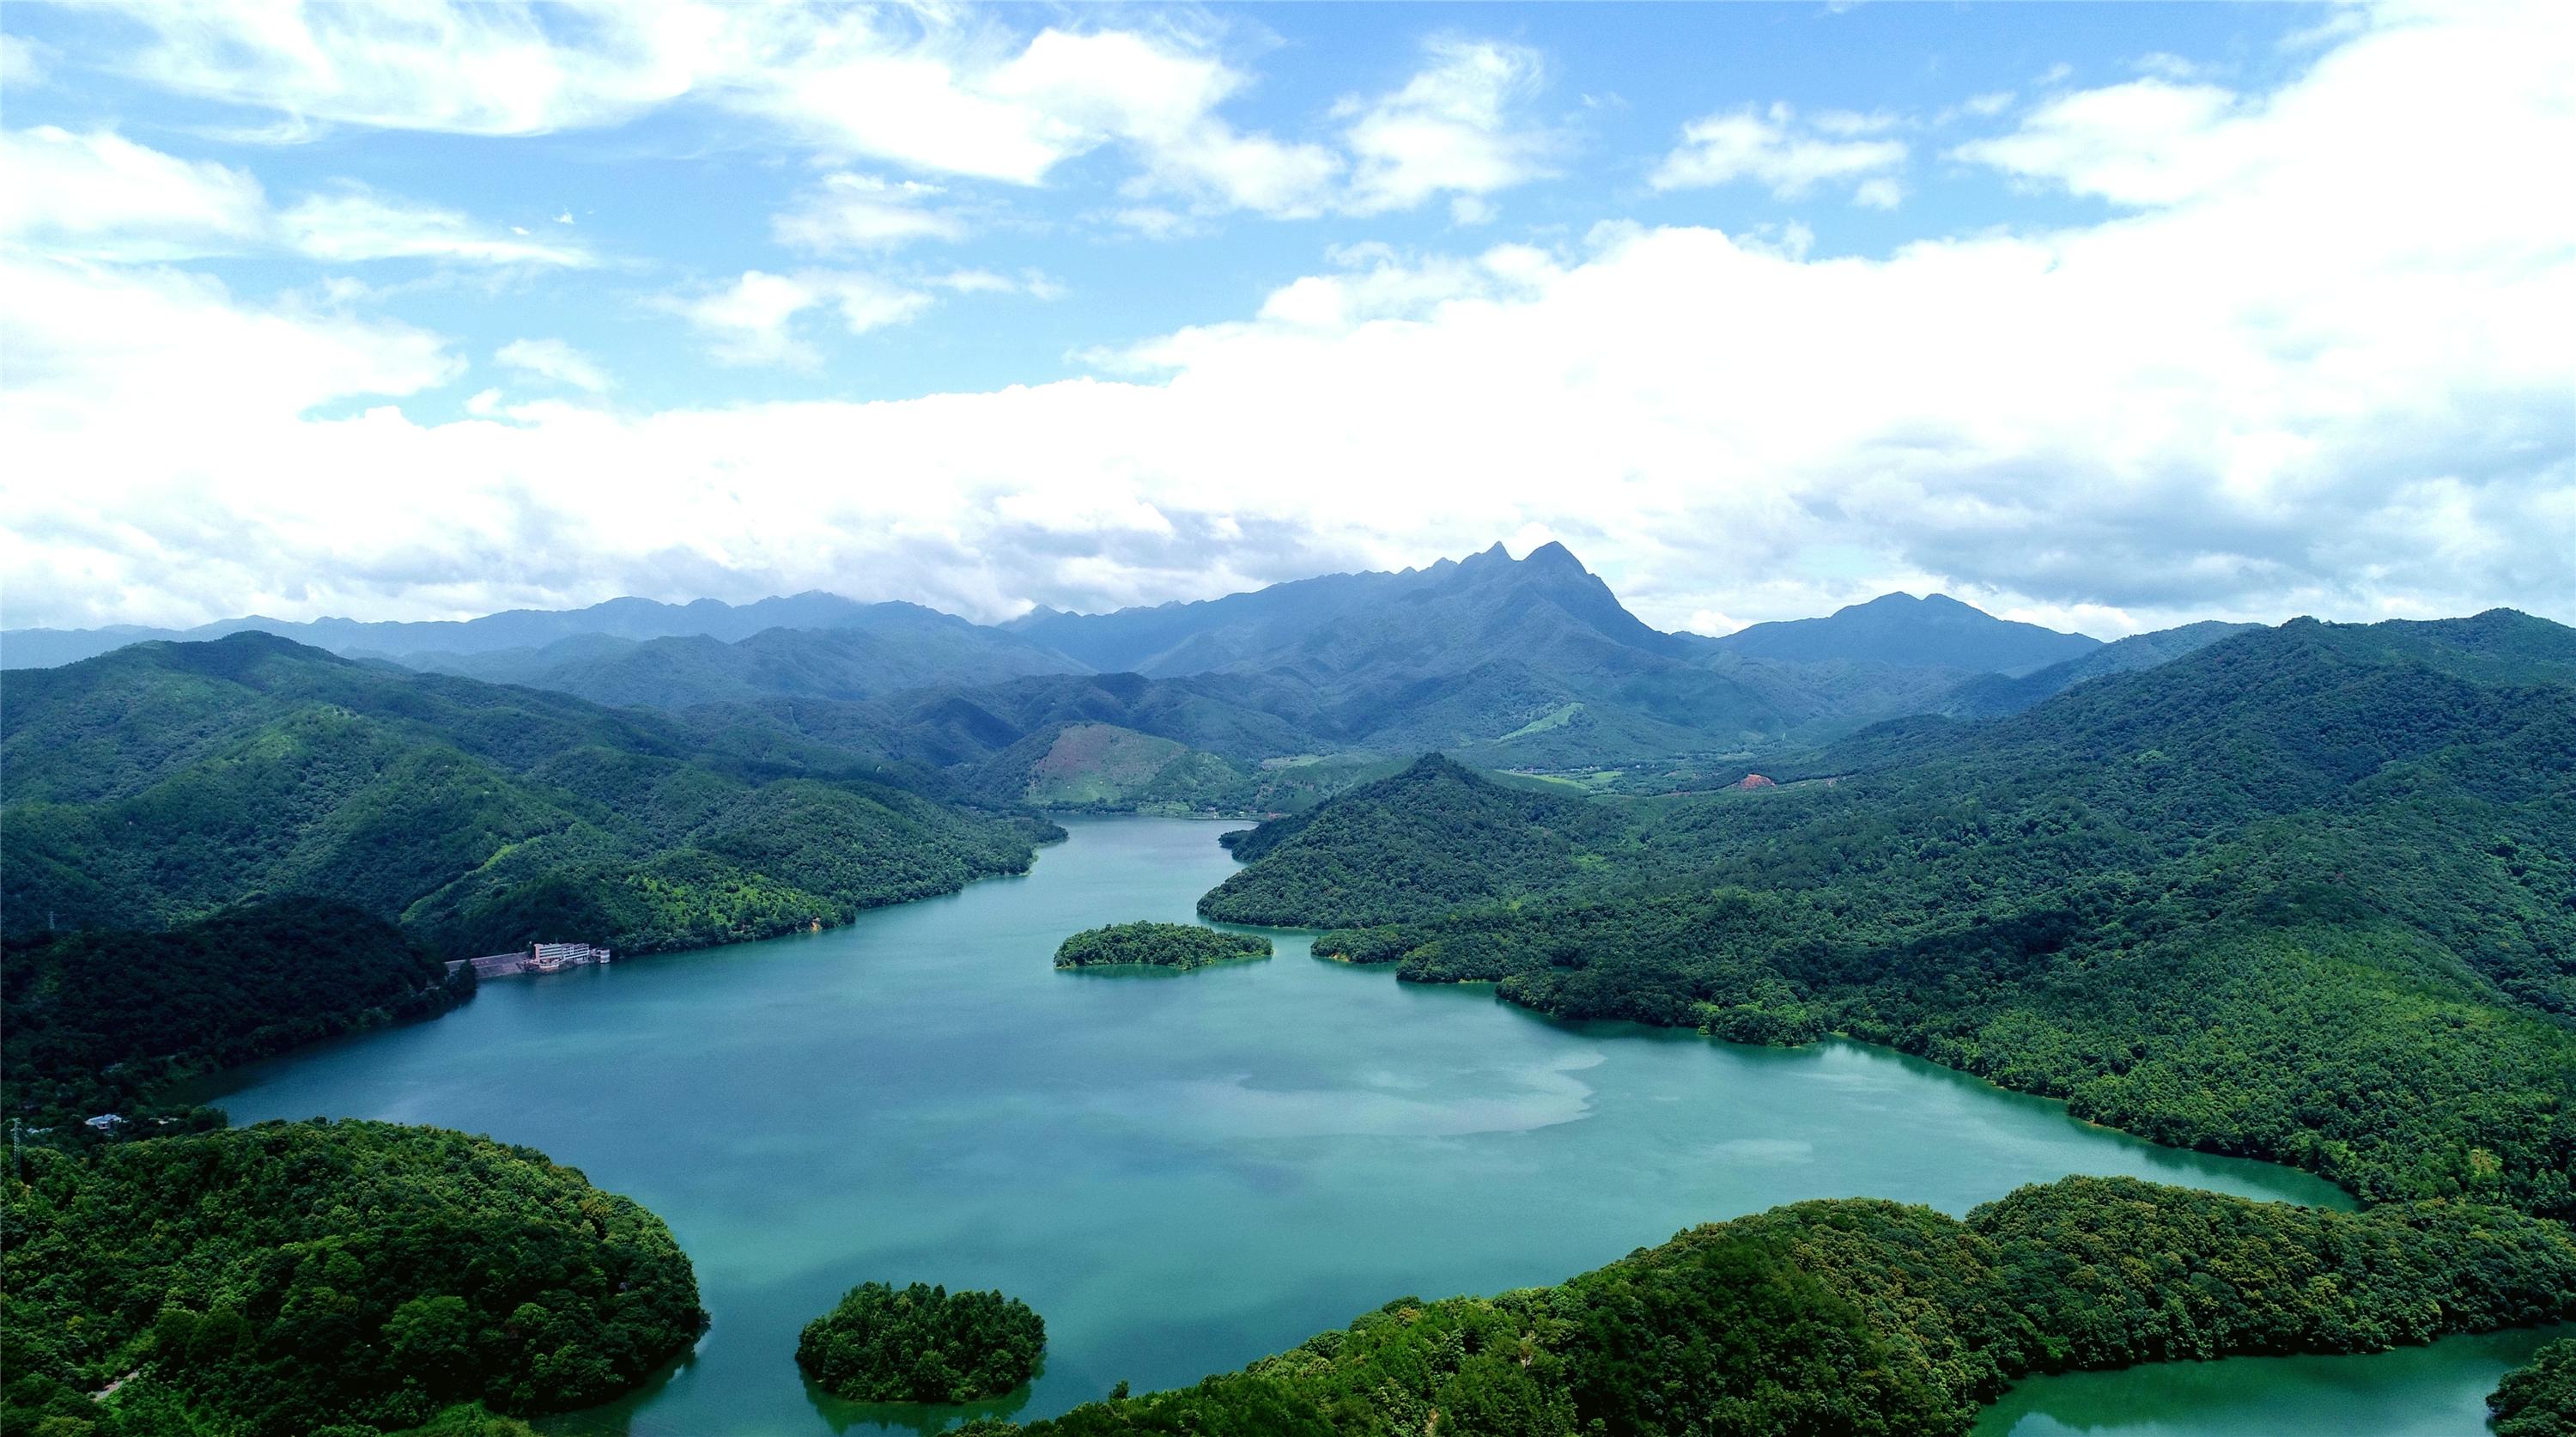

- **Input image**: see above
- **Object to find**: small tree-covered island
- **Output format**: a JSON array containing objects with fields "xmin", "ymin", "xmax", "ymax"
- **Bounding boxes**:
[
  {"xmin": 796, "ymin": 1282, "xmax": 1047, "ymax": 1404},
  {"xmin": 1053, "ymin": 922, "xmax": 1273, "ymax": 972}
]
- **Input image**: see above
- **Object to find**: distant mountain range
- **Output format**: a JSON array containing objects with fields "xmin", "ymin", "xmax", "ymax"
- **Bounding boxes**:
[
  {"xmin": 0, "ymin": 590, "xmax": 932, "ymax": 669},
  {"xmin": 7, "ymin": 542, "xmax": 2393, "ymax": 782},
  {"xmin": 1705, "ymin": 591, "xmax": 2098, "ymax": 674},
  {"xmin": 408, "ymin": 603, "xmax": 1084, "ymax": 707}
]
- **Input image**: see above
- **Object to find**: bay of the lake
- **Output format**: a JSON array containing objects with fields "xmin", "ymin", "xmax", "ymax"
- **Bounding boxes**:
[{"xmin": 196, "ymin": 817, "xmax": 2521, "ymax": 1436}]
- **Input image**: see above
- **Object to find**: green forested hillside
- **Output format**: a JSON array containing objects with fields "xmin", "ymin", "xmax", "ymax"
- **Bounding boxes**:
[
  {"xmin": 968, "ymin": 722, "xmax": 1399, "ymax": 815},
  {"xmin": 2490, "ymin": 1336, "xmax": 2576, "ymax": 1437},
  {"xmin": 964, "ymin": 1177, "xmax": 2576, "ymax": 1437},
  {"xmin": 0, "ymin": 1120, "xmax": 703, "ymax": 1436},
  {"xmin": 1, "ymin": 898, "xmax": 467, "ymax": 1129},
  {"xmin": 1936, "ymin": 619, "xmax": 2261, "ymax": 718},
  {"xmin": 1214, "ymin": 617, "xmax": 2576, "ymax": 1215},
  {"xmin": 0, "ymin": 634, "xmax": 1056, "ymax": 958},
  {"xmin": 1202, "ymin": 757, "xmax": 1633, "ymax": 925}
]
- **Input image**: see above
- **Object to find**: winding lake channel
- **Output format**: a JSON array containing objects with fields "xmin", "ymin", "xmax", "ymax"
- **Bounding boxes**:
[{"xmin": 196, "ymin": 817, "xmax": 2543, "ymax": 1436}]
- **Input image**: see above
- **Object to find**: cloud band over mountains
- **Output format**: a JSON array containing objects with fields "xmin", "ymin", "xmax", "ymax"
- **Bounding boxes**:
[{"xmin": 1, "ymin": 2, "xmax": 2568, "ymax": 637}]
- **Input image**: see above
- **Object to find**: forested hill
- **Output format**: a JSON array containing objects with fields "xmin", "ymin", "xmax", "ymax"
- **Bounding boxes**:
[
  {"xmin": 971, "ymin": 1176, "xmax": 2576, "ymax": 1437},
  {"xmin": 1936, "ymin": 619, "xmax": 2261, "ymax": 718},
  {"xmin": 2, "ymin": 898, "xmax": 468, "ymax": 1130},
  {"xmin": 1202, "ymin": 756, "xmax": 1631, "ymax": 926},
  {"xmin": 0, "ymin": 633, "xmax": 1056, "ymax": 958},
  {"xmin": 2, "ymin": 1119, "xmax": 705, "ymax": 1434},
  {"xmin": 1204, "ymin": 615, "xmax": 2576, "ymax": 1215}
]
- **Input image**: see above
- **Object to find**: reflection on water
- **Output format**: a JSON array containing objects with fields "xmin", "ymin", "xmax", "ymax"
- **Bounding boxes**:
[{"xmin": 197, "ymin": 817, "xmax": 2389, "ymax": 1436}]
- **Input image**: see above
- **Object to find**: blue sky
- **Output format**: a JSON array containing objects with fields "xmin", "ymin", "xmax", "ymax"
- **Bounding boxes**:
[{"xmin": 2, "ymin": 3, "xmax": 2568, "ymax": 636}]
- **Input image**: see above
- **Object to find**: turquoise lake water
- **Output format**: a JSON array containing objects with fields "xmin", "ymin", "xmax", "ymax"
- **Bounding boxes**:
[{"xmin": 196, "ymin": 816, "xmax": 2533, "ymax": 1435}]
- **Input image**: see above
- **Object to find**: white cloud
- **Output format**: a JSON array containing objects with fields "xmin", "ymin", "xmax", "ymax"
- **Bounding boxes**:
[
  {"xmin": 772, "ymin": 172, "xmax": 967, "ymax": 253},
  {"xmin": 279, "ymin": 186, "xmax": 592, "ymax": 265},
  {"xmin": 1, "ymin": 256, "xmax": 458, "ymax": 434},
  {"xmin": 1951, "ymin": 80, "xmax": 2241, "ymax": 204},
  {"xmin": 81, "ymin": 4, "xmax": 1348, "ymax": 215},
  {"xmin": 1651, "ymin": 103, "xmax": 1909, "ymax": 202},
  {"xmin": 1, "ymin": 127, "xmax": 268, "ymax": 259},
  {"xmin": 927, "ymin": 269, "xmax": 1061, "ymax": 300},
  {"xmin": 112, "ymin": 3, "xmax": 706, "ymax": 137},
  {"xmin": 495, "ymin": 338, "xmax": 611, "ymax": 393},
  {"xmin": 665, "ymin": 270, "xmax": 931, "ymax": 367},
  {"xmin": 5, "ymin": 3, "xmax": 2570, "ymax": 636},
  {"xmin": 1, "ymin": 127, "xmax": 587, "ymax": 267},
  {"xmin": 1851, "ymin": 178, "xmax": 1905, "ymax": 210},
  {"xmin": 1339, "ymin": 39, "xmax": 1554, "ymax": 215},
  {"xmin": 73, "ymin": 4, "xmax": 1550, "ymax": 225},
  {"xmin": 2, "ymin": 33, "xmax": 55, "ymax": 89}
]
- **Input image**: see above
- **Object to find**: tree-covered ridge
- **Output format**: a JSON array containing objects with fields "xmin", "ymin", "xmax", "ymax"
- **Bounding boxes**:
[
  {"xmin": 964, "ymin": 1177, "xmax": 2576, "ymax": 1437},
  {"xmin": 0, "ymin": 633, "xmax": 1058, "ymax": 958},
  {"xmin": 1228, "ymin": 620, "xmax": 2576, "ymax": 1215},
  {"xmin": 1054, "ymin": 922, "xmax": 1272, "ymax": 971},
  {"xmin": 1200, "ymin": 757, "xmax": 1631, "ymax": 926},
  {"xmin": 1, "ymin": 898, "xmax": 469, "ymax": 1131},
  {"xmin": 797, "ymin": 1282, "xmax": 1046, "ymax": 1404},
  {"xmin": 2489, "ymin": 1336, "xmax": 2576, "ymax": 1437},
  {"xmin": 0, "ymin": 1119, "xmax": 704, "ymax": 1437}
]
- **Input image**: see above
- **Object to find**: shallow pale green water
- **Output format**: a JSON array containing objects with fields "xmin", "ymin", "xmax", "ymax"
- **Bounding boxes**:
[
  {"xmin": 198, "ymin": 815, "xmax": 2523, "ymax": 1437},
  {"xmin": 1971, "ymin": 1324, "xmax": 2569, "ymax": 1437}
]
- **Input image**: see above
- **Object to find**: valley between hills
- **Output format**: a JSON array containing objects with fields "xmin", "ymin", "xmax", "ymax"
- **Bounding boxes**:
[{"xmin": 4, "ymin": 542, "xmax": 2572, "ymax": 1437}]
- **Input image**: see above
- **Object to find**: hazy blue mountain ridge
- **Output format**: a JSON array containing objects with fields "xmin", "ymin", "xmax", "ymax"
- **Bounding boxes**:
[{"xmin": 1709, "ymin": 591, "xmax": 2100, "ymax": 673}]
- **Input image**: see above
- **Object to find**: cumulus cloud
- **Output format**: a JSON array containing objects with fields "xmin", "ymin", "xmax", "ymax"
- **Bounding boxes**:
[
  {"xmin": 1338, "ymin": 39, "xmax": 1555, "ymax": 216},
  {"xmin": 4, "ymin": 3, "xmax": 2569, "ymax": 636},
  {"xmin": 1651, "ymin": 102, "xmax": 1908, "ymax": 203},
  {"xmin": 663, "ymin": 270, "xmax": 932, "ymax": 368},
  {"xmin": 1, "ymin": 126, "xmax": 269, "ymax": 259},
  {"xmin": 1951, "ymin": 79, "xmax": 2241, "ymax": 204},
  {"xmin": 1, "ymin": 254, "xmax": 457, "ymax": 434}
]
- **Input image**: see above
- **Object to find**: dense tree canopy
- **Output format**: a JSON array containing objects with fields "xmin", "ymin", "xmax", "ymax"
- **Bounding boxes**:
[
  {"xmin": 963, "ymin": 1177, "xmax": 2576, "ymax": 1437},
  {"xmin": 1, "ymin": 1120, "xmax": 704, "ymax": 1436},
  {"xmin": 2490, "ymin": 1336, "xmax": 2576, "ymax": 1437},
  {"xmin": 2, "ymin": 898, "xmax": 468, "ymax": 1131},
  {"xmin": 1203, "ymin": 757, "xmax": 1631, "ymax": 927},
  {"xmin": 1221, "ymin": 621, "xmax": 2576, "ymax": 1217},
  {"xmin": 797, "ymin": 1282, "xmax": 1046, "ymax": 1404},
  {"xmin": 1054, "ymin": 922, "xmax": 1272, "ymax": 971}
]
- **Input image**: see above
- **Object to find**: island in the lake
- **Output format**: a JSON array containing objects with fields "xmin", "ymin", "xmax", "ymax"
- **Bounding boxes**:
[
  {"xmin": 796, "ymin": 1281, "xmax": 1046, "ymax": 1404},
  {"xmin": 1053, "ymin": 922, "xmax": 1272, "ymax": 971}
]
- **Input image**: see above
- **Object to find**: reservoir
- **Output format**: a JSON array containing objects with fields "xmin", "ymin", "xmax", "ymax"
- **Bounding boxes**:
[{"xmin": 196, "ymin": 817, "xmax": 2513, "ymax": 1436}]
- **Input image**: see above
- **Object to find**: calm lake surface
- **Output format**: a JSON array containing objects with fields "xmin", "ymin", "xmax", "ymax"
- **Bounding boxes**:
[{"xmin": 199, "ymin": 817, "xmax": 2520, "ymax": 1436}]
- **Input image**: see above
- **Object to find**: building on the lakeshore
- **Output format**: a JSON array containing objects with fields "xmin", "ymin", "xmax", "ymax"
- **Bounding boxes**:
[
  {"xmin": 451, "ymin": 941, "xmax": 616, "ymax": 979},
  {"xmin": 526, "ymin": 941, "xmax": 612, "ymax": 973}
]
